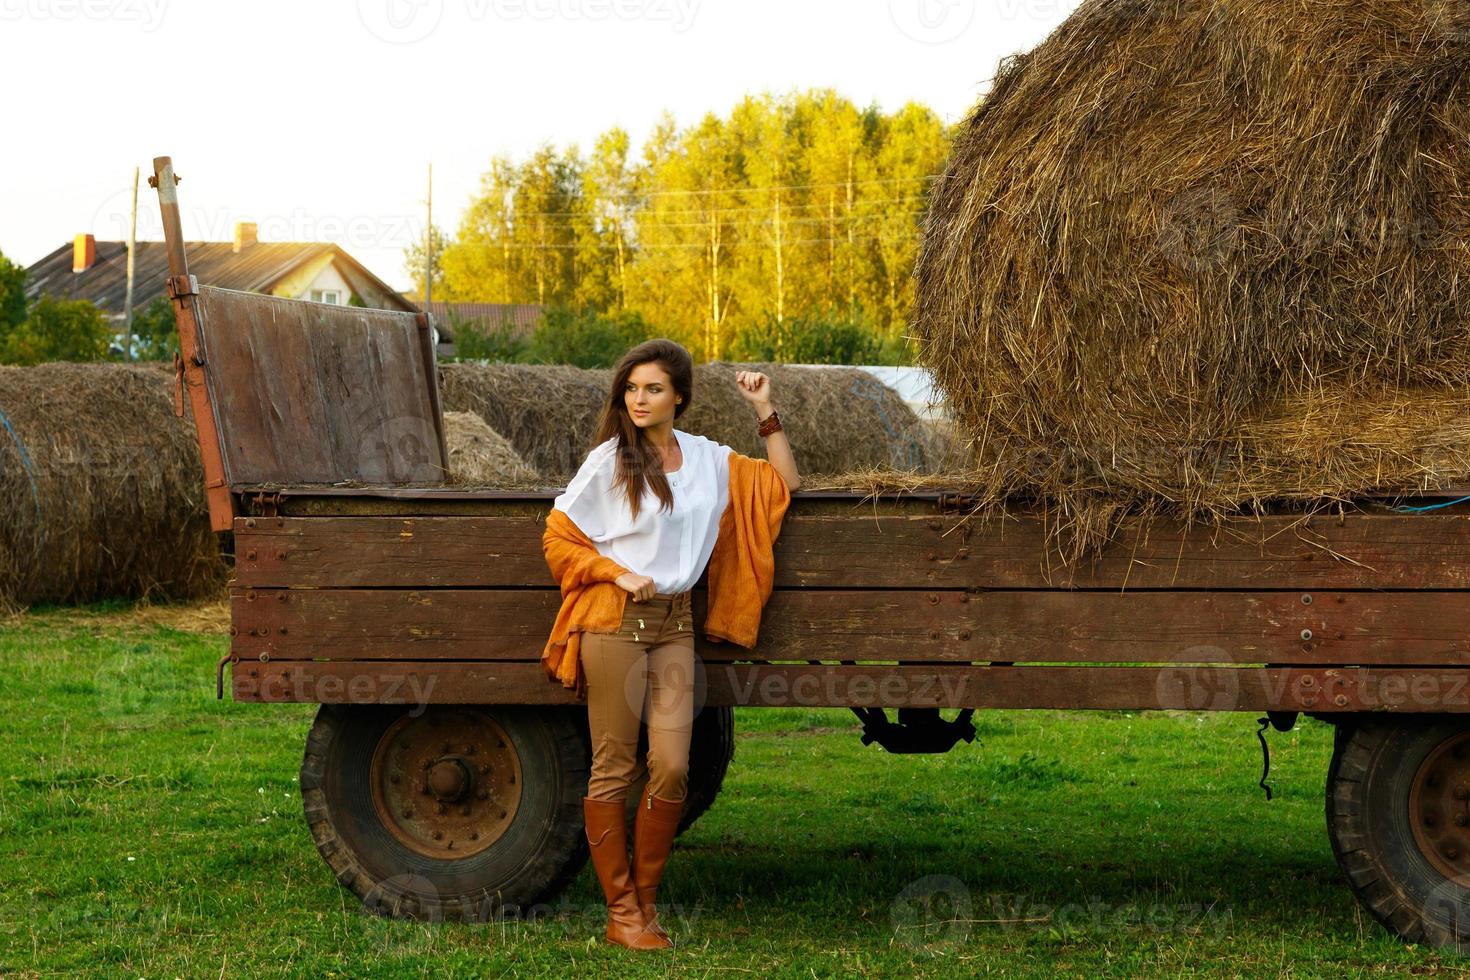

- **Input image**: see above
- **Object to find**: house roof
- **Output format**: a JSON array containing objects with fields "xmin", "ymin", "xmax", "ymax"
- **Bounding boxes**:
[
  {"xmin": 416, "ymin": 301, "xmax": 542, "ymax": 342},
  {"xmin": 25, "ymin": 240, "xmax": 419, "ymax": 315}
]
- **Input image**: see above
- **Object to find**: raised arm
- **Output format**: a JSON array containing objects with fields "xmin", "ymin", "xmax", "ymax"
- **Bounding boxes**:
[{"xmin": 735, "ymin": 369, "xmax": 801, "ymax": 491}]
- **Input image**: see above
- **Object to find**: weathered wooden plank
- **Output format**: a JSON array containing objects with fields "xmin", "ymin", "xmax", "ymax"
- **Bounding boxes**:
[
  {"xmin": 232, "ymin": 661, "xmax": 1470, "ymax": 713},
  {"xmin": 195, "ymin": 286, "xmax": 444, "ymax": 487},
  {"xmin": 230, "ymin": 587, "xmax": 1470, "ymax": 666},
  {"xmin": 231, "ymin": 510, "xmax": 1470, "ymax": 591}
]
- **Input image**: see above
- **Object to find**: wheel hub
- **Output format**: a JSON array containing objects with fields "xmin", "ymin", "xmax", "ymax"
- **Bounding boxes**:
[
  {"xmin": 369, "ymin": 708, "xmax": 523, "ymax": 859},
  {"xmin": 1409, "ymin": 731, "xmax": 1470, "ymax": 882}
]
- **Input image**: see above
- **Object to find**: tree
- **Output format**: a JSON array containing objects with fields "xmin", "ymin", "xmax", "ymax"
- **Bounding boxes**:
[
  {"xmin": 527, "ymin": 305, "xmax": 651, "ymax": 368},
  {"xmin": 0, "ymin": 249, "xmax": 26, "ymax": 342},
  {"xmin": 403, "ymin": 224, "xmax": 451, "ymax": 301},
  {"xmin": 449, "ymin": 310, "xmax": 531, "ymax": 363},
  {"xmin": 127, "ymin": 296, "xmax": 179, "ymax": 360},
  {"xmin": 1, "ymin": 296, "xmax": 111, "ymax": 365}
]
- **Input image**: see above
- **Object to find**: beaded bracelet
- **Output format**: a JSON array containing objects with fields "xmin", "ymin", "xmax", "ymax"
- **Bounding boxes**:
[{"xmin": 757, "ymin": 409, "xmax": 782, "ymax": 438}]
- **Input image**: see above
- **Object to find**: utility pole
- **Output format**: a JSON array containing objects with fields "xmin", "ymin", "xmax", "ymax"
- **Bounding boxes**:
[
  {"xmin": 425, "ymin": 162, "xmax": 434, "ymax": 307},
  {"xmin": 123, "ymin": 165, "xmax": 138, "ymax": 360}
]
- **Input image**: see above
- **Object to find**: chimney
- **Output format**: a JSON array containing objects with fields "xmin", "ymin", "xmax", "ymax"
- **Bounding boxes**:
[
  {"xmin": 72, "ymin": 233, "xmax": 97, "ymax": 273},
  {"xmin": 233, "ymin": 220, "xmax": 258, "ymax": 252}
]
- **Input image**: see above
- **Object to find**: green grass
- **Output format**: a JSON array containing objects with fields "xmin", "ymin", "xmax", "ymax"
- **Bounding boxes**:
[{"xmin": 0, "ymin": 600, "xmax": 1457, "ymax": 977}]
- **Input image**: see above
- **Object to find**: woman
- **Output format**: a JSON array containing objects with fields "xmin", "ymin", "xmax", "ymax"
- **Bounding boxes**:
[{"xmin": 540, "ymin": 338, "xmax": 800, "ymax": 950}]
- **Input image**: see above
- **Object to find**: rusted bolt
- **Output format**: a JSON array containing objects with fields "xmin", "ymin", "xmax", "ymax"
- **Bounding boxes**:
[
  {"xmin": 275, "ymin": 550, "xmax": 287, "ymax": 561},
  {"xmin": 1300, "ymin": 629, "xmax": 1313, "ymax": 641},
  {"xmin": 245, "ymin": 590, "xmax": 257, "ymax": 601},
  {"xmin": 276, "ymin": 593, "xmax": 287, "ymax": 602},
  {"xmin": 245, "ymin": 518, "xmax": 256, "ymax": 528},
  {"xmin": 1301, "ymin": 676, "xmax": 1316, "ymax": 688},
  {"xmin": 278, "ymin": 627, "xmax": 287, "ymax": 635},
  {"xmin": 229, "ymin": 625, "xmax": 238, "ymax": 637},
  {"xmin": 1300, "ymin": 594, "xmax": 1312, "ymax": 605},
  {"xmin": 258, "ymin": 652, "xmax": 269, "ymax": 663},
  {"xmin": 956, "ymin": 548, "xmax": 969, "ymax": 559},
  {"xmin": 959, "ymin": 630, "xmax": 971, "ymax": 640},
  {"xmin": 246, "ymin": 549, "xmax": 257, "ymax": 561},
  {"xmin": 959, "ymin": 593, "xmax": 970, "ymax": 603},
  {"xmin": 249, "ymin": 669, "xmax": 258, "ymax": 678},
  {"xmin": 470, "ymin": 832, "xmax": 479, "ymax": 841},
  {"xmin": 927, "ymin": 593, "xmax": 940, "ymax": 605},
  {"xmin": 928, "ymin": 630, "xmax": 939, "ymax": 640},
  {"xmin": 1334, "ymin": 694, "xmax": 1349, "ymax": 707}
]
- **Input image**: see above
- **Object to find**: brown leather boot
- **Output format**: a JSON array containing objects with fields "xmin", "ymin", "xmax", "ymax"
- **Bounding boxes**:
[
  {"xmin": 583, "ymin": 796, "xmax": 671, "ymax": 950},
  {"xmin": 632, "ymin": 789, "xmax": 684, "ymax": 942}
]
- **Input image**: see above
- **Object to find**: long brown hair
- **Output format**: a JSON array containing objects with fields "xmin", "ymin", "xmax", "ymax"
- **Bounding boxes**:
[{"xmin": 589, "ymin": 339, "xmax": 694, "ymax": 521}]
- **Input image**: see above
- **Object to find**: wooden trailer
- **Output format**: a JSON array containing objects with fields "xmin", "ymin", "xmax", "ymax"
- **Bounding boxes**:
[{"xmin": 153, "ymin": 156, "xmax": 1470, "ymax": 951}]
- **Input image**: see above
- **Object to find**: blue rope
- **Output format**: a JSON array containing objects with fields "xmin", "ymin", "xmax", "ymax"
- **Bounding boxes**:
[
  {"xmin": 1391, "ymin": 495, "xmax": 1470, "ymax": 513},
  {"xmin": 0, "ymin": 405, "xmax": 39, "ymax": 512}
]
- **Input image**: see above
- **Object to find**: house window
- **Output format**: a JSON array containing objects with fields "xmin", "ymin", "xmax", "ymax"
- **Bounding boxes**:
[{"xmin": 310, "ymin": 289, "xmax": 344, "ymax": 305}]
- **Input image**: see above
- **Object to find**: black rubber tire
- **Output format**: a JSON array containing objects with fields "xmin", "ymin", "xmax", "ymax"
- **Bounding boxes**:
[
  {"xmin": 300, "ymin": 704, "xmax": 589, "ymax": 922},
  {"xmin": 1326, "ymin": 717, "xmax": 1470, "ymax": 953},
  {"xmin": 611, "ymin": 705, "xmax": 736, "ymax": 833}
]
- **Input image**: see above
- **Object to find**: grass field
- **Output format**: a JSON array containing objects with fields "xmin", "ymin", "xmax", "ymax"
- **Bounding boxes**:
[{"xmin": 0, "ymin": 598, "xmax": 1458, "ymax": 978}]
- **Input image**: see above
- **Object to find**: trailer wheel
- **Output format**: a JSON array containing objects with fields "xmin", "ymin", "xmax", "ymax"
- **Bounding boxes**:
[
  {"xmin": 300, "ymin": 704, "xmax": 589, "ymax": 922},
  {"xmin": 619, "ymin": 705, "xmax": 736, "ymax": 832},
  {"xmin": 1327, "ymin": 717, "xmax": 1470, "ymax": 953}
]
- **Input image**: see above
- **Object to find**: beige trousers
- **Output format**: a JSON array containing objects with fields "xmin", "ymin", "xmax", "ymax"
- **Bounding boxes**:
[{"xmin": 581, "ymin": 589, "xmax": 696, "ymax": 804}]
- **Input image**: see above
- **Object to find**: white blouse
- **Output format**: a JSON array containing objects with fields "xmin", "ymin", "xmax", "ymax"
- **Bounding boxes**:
[{"xmin": 552, "ymin": 428, "xmax": 734, "ymax": 595}]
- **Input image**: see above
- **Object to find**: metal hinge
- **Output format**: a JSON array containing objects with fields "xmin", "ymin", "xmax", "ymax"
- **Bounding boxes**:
[{"xmin": 251, "ymin": 491, "xmax": 284, "ymax": 518}]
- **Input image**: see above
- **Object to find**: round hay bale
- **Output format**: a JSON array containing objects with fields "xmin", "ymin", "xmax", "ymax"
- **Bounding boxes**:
[
  {"xmin": 442, "ymin": 410, "xmax": 540, "ymax": 485},
  {"xmin": 913, "ymin": 0, "xmax": 1470, "ymax": 525},
  {"xmin": 442, "ymin": 361, "xmax": 948, "ymax": 482},
  {"xmin": 0, "ymin": 362, "xmax": 228, "ymax": 613},
  {"xmin": 441, "ymin": 363, "xmax": 611, "ymax": 481}
]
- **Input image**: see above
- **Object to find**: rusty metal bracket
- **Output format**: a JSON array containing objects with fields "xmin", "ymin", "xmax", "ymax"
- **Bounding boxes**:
[
  {"xmin": 166, "ymin": 274, "xmax": 198, "ymax": 298},
  {"xmin": 216, "ymin": 650, "xmax": 238, "ymax": 699}
]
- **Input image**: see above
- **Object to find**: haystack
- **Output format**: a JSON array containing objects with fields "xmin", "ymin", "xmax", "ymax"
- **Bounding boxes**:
[
  {"xmin": 913, "ymin": 0, "xmax": 1470, "ymax": 552},
  {"xmin": 441, "ymin": 361, "xmax": 951, "ymax": 483},
  {"xmin": 0, "ymin": 362, "xmax": 228, "ymax": 613},
  {"xmin": 442, "ymin": 410, "xmax": 540, "ymax": 485}
]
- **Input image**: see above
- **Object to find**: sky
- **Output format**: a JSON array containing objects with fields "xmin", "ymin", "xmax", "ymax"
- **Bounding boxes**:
[{"xmin": 1, "ymin": 0, "xmax": 1082, "ymax": 292}]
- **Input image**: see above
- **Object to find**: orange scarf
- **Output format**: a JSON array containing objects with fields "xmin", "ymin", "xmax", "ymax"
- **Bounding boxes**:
[{"xmin": 540, "ymin": 451, "xmax": 792, "ymax": 699}]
